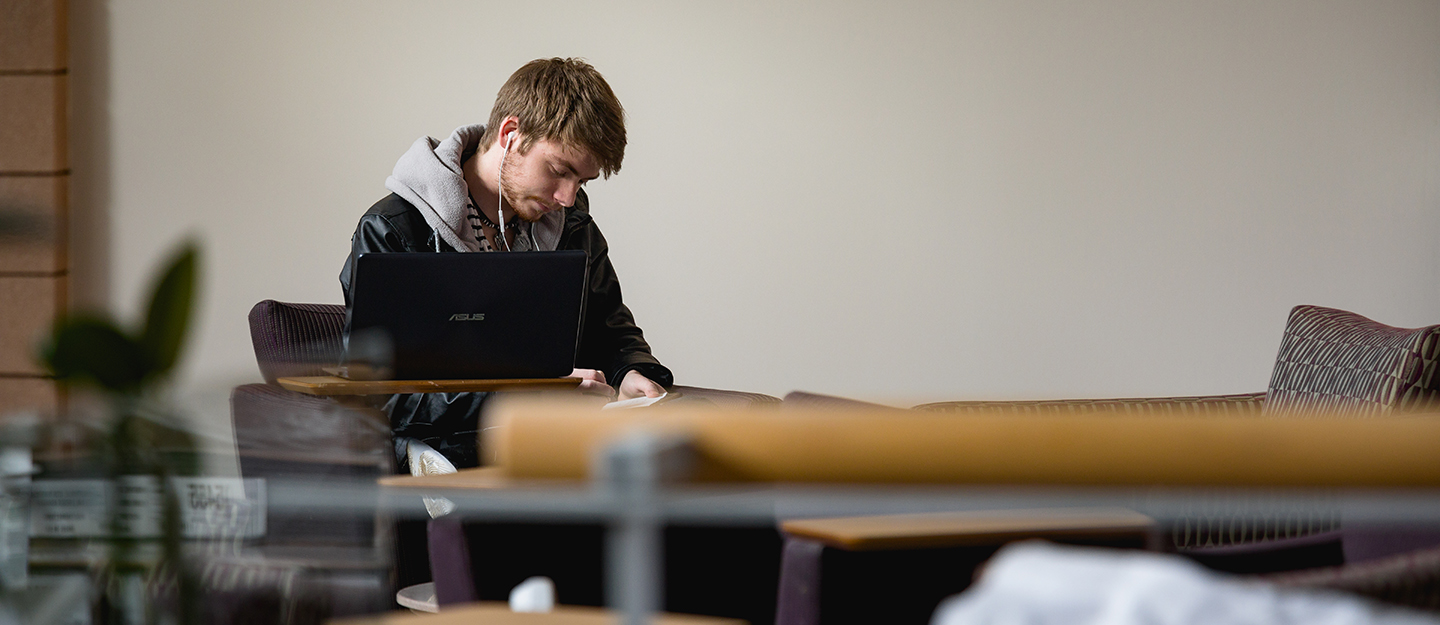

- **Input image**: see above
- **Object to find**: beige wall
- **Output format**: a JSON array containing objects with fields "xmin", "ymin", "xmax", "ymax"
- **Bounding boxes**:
[{"xmin": 70, "ymin": 0, "xmax": 1440, "ymax": 403}]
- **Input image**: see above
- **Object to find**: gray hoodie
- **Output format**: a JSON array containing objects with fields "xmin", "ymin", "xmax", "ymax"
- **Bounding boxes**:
[{"xmin": 384, "ymin": 124, "xmax": 564, "ymax": 253}]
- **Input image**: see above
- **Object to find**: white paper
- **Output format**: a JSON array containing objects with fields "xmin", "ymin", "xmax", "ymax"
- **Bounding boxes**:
[{"xmin": 602, "ymin": 392, "xmax": 668, "ymax": 410}]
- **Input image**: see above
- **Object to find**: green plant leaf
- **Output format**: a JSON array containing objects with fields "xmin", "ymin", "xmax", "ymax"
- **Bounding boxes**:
[
  {"xmin": 138, "ymin": 242, "xmax": 199, "ymax": 380},
  {"xmin": 39, "ymin": 316, "xmax": 149, "ymax": 393}
]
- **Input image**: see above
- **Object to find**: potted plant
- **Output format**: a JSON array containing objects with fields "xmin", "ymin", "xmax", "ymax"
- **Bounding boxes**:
[{"xmin": 37, "ymin": 242, "xmax": 202, "ymax": 625}]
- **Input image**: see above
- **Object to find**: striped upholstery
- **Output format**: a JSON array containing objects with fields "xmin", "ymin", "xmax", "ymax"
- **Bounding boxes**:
[
  {"xmin": 248, "ymin": 300, "xmax": 347, "ymax": 384},
  {"xmin": 231, "ymin": 383, "xmax": 388, "ymax": 461},
  {"xmin": 803, "ymin": 306, "xmax": 1436, "ymax": 562},
  {"xmin": 912, "ymin": 305, "xmax": 1440, "ymax": 552},
  {"xmin": 1264, "ymin": 305, "xmax": 1440, "ymax": 416},
  {"xmin": 673, "ymin": 385, "xmax": 782, "ymax": 407},
  {"xmin": 238, "ymin": 301, "xmax": 389, "ymax": 549},
  {"xmin": 149, "ymin": 557, "xmax": 390, "ymax": 624},
  {"xmin": 914, "ymin": 393, "xmax": 1267, "ymax": 416},
  {"xmin": 1165, "ymin": 493, "xmax": 1342, "ymax": 550},
  {"xmin": 1269, "ymin": 543, "xmax": 1440, "ymax": 611},
  {"xmin": 785, "ymin": 390, "xmax": 906, "ymax": 411},
  {"xmin": 199, "ymin": 559, "xmax": 299, "ymax": 600}
]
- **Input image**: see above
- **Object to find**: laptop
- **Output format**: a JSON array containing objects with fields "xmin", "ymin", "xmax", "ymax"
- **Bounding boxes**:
[{"xmin": 342, "ymin": 251, "xmax": 588, "ymax": 380}]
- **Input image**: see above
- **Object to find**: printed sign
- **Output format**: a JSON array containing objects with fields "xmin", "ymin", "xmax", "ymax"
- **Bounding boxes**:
[
  {"xmin": 31, "ymin": 480, "xmax": 111, "ymax": 538},
  {"xmin": 115, "ymin": 476, "xmax": 162, "ymax": 538},
  {"xmin": 30, "ymin": 477, "xmax": 266, "ymax": 540},
  {"xmin": 174, "ymin": 478, "xmax": 265, "ymax": 539}
]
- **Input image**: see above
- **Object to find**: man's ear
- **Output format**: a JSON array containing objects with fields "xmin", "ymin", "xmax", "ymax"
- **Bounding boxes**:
[{"xmin": 499, "ymin": 116, "xmax": 521, "ymax": 149}]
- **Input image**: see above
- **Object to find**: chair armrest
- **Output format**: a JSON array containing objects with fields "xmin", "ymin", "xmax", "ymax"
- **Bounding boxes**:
[
  {"xmin": 1266, "ymin": 543, "xmax": 1440, "ymax": 609},
  {"xmin": 1179, "ymin": 529, "xmax": 1345, "ymax": 574},
  {"xmin": 231, "ymin": 383, "xmax": 390, "ymax": 466},
  {"xmin": 669, "ymin": 385, "xmax": 781, "ymax": 408},
  {"xmin": 913, "ymin": 392, "xmax": 1267, "ymax": 416},
  {"xmin": 782, "ymin": 391, "xmax": 907, "ymax": 411}
]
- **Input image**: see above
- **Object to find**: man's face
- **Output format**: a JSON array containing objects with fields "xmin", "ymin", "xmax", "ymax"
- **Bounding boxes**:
[{"xmin": 499, "ymin": 138, "xmax": 601, "ymax": 223}]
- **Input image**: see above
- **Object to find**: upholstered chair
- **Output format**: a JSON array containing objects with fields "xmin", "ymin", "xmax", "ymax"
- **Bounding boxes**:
[{"xmin": 774, "ymin": 305, "xmax": 1440, "ymax": 624}]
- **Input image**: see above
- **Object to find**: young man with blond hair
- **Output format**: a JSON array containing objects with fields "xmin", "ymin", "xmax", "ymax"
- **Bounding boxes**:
[{"xmin": 340, "ymin": 58, "xmax": 670, "ymax": 468}]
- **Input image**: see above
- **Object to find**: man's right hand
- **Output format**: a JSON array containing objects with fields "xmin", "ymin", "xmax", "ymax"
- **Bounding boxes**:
[{"xmin": 568, "ymin": 368, "xmax": 615, "ymax": 399}]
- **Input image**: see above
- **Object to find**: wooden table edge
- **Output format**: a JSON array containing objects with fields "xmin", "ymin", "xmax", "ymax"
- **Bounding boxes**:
[
  {"xmin": 277, "ymin": 375, "xmax": 581, "ymax": 396},
  {"xmin": 784, "ymin": 523, "xmax": 1157, "ymax": 551},
  {"xmin": 379, "ymin": 467, "xmax": 586, "ymax": 490},
  {"xmin": 781, "ymin": 508, "xmax": 1157, "ymax": 551}
]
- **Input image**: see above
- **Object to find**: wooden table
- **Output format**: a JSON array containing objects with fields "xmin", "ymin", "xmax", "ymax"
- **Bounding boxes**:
[
  {"xmin": 277, "ymin": 376, "xmax": 581, "ymax": 397},
  {"xmin": 781, "ymin": 507, "xmax": 1156, "ymax": 551},
  {"xmin": 379, "ymin": 467, "xmax": 539, "ymax": 490}
]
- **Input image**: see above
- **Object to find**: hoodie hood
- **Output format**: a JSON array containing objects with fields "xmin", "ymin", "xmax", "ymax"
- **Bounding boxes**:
[{"xmin": 384, "ymin": 124, "xmax": 563, "ymax": 252}]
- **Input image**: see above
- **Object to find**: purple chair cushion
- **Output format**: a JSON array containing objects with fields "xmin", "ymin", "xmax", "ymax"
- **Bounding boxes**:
[
  {"xmin": 427, "ymin": 516, "xmax": 478, "ymax": 607},
  {"xmin": 1342, "ymin": 526, "xmax": 1440, "ymax": 565},
  {"xmin": 1265, "ymin": 305, "xmax": 1440, "ymax": 416},
  {"xmin": 248, "ymin": 300, "xmax": 347, "ymax": 384},
  {"xmin": 774, "ymin": 537, "xmax": 824, "ymax": 625}
]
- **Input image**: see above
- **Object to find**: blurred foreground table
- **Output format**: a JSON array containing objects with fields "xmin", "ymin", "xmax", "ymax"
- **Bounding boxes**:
[{"xmin": 370, "ymin": 399, "xmax": 1440, "ymax": 625}]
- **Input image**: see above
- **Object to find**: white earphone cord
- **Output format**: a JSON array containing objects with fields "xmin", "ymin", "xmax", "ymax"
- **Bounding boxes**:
[{"xmin": 495, "ymin": 134, "xmax": 511, "ymax": 252}]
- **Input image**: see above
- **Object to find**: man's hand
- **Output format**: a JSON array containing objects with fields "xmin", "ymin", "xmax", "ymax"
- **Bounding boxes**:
[
  {"xmin": 568, "ymin": 368, "xmax": 614, "ymax": 399},
  {"xmin": 618, "ymin": 370, "xmax": 665, "ymax": 401}
]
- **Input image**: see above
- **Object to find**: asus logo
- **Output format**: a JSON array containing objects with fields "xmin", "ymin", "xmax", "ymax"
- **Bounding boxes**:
[{"xmin": 448, "ymin": 313, "xmax": 486, "ymax": 321}]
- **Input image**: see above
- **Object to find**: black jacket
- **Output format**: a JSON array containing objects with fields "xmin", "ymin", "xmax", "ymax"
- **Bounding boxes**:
[{"xmin": 339, "ymin": 190, "xmax": 672, "ymax": 467}]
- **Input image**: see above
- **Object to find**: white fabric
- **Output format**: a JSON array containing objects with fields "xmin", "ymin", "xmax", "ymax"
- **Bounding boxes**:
[
  {"xmin": 386, "ymin": 124, "xmax": 564, "ymax": 253},
  {"xmin": 931, "ymin": 541, "xmax": 1439, "ymax": 625},
  {"xmin": 405, "ymin": 439, "xmax": 457, "ymax": 518}
]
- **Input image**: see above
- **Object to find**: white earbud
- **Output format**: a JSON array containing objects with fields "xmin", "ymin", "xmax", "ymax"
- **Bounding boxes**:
[{"xmin": 495, "ymin": 130, "xmax": 517, "ymax": 251}]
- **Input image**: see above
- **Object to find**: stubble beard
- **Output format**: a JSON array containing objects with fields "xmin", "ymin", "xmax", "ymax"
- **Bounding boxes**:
[{"xmin": 499, "ymin": 152, "xmax": 544, "ymax": 223}]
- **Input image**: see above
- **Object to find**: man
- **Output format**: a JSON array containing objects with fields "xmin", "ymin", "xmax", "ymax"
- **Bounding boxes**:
[{"xmin": 340, "ymin": 58, "xmax": 671, "ymax": 469}]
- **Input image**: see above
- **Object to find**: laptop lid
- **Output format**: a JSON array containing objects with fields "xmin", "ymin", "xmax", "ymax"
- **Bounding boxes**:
[{"xmin": 347, "ymin": 251, "xmax": 588, "ymax": 380}]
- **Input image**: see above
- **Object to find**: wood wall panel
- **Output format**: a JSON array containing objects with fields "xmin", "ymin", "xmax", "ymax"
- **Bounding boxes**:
[
  {"xmin": 0, "ymin": 0, "xmax": 68, "ymax": 417},
  {"xmin": 0, "ymin": 0, "xmax": 65, "ymax": 71},
  {"xmin": 0, "ymin": 175, "xmax": 65, "ymax": 272},
  {"xmin": 0, "ymin": 75, "xmax": 66, "ymax": 172},
  {"xmin": 0, "ymin": 377, "xmax": 57, "ymax": 415},
  {"xmin": 0, "ymin": 275, "xmax": 62, "ymax": 374}
]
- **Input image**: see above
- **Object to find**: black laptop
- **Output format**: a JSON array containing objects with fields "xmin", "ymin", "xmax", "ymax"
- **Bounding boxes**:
[{"xmin": 343, "ymin": 251, "xmax": 588, "ymax": 380}]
